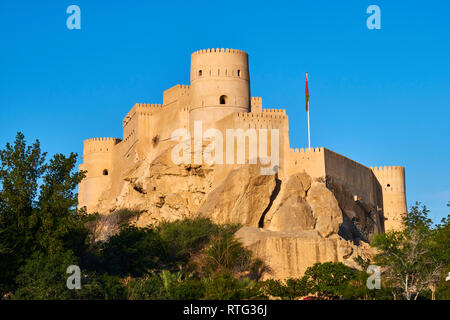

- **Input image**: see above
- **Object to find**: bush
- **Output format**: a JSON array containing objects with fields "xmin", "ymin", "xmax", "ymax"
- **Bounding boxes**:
[
  {"xmin": 203, "ymin": 272, "xmax": 265, "ymax": 300},
  {"xmin": 259, "ymin": 277, "xmax": 310, "ymax": 300},
  {"xmin": 12, "ymin": 251, "xmax": 79, "ymax": 300},
  {"xmin": 304, "ymin": 262, "xmax": 358, "ymax": 299},
  {"xmin": 101, "ymin": 226, "xmax": 167, "ymax": 276}
]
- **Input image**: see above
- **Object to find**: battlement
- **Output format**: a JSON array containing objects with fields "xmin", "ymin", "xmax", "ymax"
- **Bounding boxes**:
[
  {"xmin": 236, "ymin": 111, "xmax": 288, "ymax": 120},
  {"xmin": 370, "ymin": 166, "xmax": 406, "ymax": 193},
  {"xmin": 262, "ymin": 108, "xmax": 286, "ymax": 114},
  {"xmin": 123, "ymin": 103, "xmax": 165, "ymax": 127},
  {"xmin": 163, "ymin": 84, "xmax": 190, "ymax": 106},
  {"xmin": 291, "ymin": 147, "xmax": 324, "ymax": 154},
  {"xmin": 134, "ymin": 103, "xmax": 164, "ymax": 109},
  {"xmin": 251, "ymin": 97, "xmax": 262, "ymax": 112},
  {"xmin": 191, "ymin": 48, "xmax": 248, "ymax": 56},
  {"xmin": 83, "ymin": 137, "xmax": 121, "ymax": 155},
  {"xmin": 370, "ymin": 166, "xmax": 405, "ymax": 172}
]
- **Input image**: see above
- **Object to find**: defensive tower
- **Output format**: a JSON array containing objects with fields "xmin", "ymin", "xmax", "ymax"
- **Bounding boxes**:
[
  {"xmin": 370, "ymin": 166, "xmax": 407, "ymax": 231},
  {"xmin": 189, "ymin": 48, "xmax": 250, "ymax": 131}
]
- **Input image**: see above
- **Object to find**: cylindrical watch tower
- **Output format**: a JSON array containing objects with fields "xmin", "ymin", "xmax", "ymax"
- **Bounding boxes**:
[{"xmin": 189, "ymin": 48, "xmax": 250, "ymax": 131}]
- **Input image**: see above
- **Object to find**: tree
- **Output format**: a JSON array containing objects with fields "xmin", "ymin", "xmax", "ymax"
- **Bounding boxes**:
[
  {"xmin": 0, "ymin": 133, "xmax": 46, "ymax": 295},
  {"xmin": 202, "ymin": 271, "xmax": 264, "ymax": 300},
  {"xmin": 260, "ymin": 277, "xmax": 310, "ymax": 300},
  {"xmin": 0, "ymin": 132, "xmax": 88, "ymax": 297},
  {"xmin": 12, "ymin": 251, "xmax": 79, "ymax": 300},
  {"xmin": 433, "ymin": 205, "xmax": 450, "ymax": 300},
  {"xmin": 303, "ymin": 262, "xmax": 358, "ymax": 299},
  {"xmin": 371, "ymin": 203, "xmax": 445, "ymax": 300},
  {"xmin": 101, "ymin": 225, "xmax": 167, "ymax": 276}
]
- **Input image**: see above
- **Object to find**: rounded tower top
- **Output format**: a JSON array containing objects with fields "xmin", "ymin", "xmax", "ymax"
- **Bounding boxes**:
[
  {"xmin": 190, "ymin": 48, "xmax": 249, "ymax": 82},
  {"xmin": 189, "ymin": 48, "xmax": 250, "ymax": 131}
]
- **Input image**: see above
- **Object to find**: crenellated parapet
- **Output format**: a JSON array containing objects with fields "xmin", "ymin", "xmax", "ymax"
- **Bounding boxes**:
[
  {"xmin": 83, "ymin": 137, "xmax": 121, "ymax": 155},
  {"xmin": 235, "ymin": 110, "xmax": 288, "ymax": 128},
  {"xmin": 251, "ymin": 97, "xmax": 262, "ymax": 112},
  {"xmin": 370, "ymin": 166, "xmax": 406, "ymax": 192},
  {"xmin": 190, "ymin": 49, "xmax": 249, "ymax": 81},
  {"xmin": 191, "ymin": 48, "xmax": 248, "ymax": 56},
  {"xmin": 163, "ymin": 84, "xmax": 191, "ymax": 107},
  {"xmin": 262, "ymin": 108, "xmax": 287, "ymax": 115},
  {"xmin": 291, "ymin": 147, "xmax": 324, "ymax": 154},
  {"xmin": 123, "ymin": 103, "xmax": 164, "ymax": 128}
]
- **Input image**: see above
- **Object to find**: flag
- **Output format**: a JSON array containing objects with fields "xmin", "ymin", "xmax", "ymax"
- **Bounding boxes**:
[{"xmin": 305, "ymin": 73, "xmax": 309, "ymax": 112}]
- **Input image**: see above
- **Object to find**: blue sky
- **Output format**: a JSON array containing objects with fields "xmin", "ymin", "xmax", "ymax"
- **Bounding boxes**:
[{"xmin": 1, "ymin": 0, "xmax": 449, "ymax": 223}]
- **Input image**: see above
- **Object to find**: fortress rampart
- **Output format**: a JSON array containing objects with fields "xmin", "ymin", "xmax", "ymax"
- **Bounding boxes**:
[{"xmin": 78, "ymin": 48, "xmax": 407, "ymax": 233}]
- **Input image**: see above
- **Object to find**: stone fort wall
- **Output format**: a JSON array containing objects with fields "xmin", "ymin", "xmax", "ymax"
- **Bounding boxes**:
[{"xmin": 78, "ymin": 48, "xmax": 407, "ymax": 233}]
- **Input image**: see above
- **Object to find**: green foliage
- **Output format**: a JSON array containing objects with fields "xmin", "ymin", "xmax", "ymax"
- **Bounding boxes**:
[
  {"xmin": 0, "ymin": 132, "xmax": 88, "ymax": 297},
  {"xmin": 304, "ymin": 262, "xmax": 358, "ymax": 299},
  {"xmin": 101, "ymin": 226, "xmax": 167, "ymax": 277},
  {"xmin": 260, "ymin": 277, "xmax": 310, "ymax": 300},
  {"xmin": 371, "ymin": 202, "xmax": 448, "ymax": 300},
  {"xmin": 126, "ymin": 274, "xmax": 167, "ymax": 300},
  {"xmin": 12, "ymin": 251, "xmax": 79, "ymax": 300},
  {"xmin": 126, "ymin": 272, "xmax": 205, "ymax": 300},
  {"xmin": 203, "ymin": 272, "xmax": 264, "ymax": 300},
  {"xmin": 157, "ymin": 218, "xmax": 228, "ymax": 265},
  {"xmin": 204, "ymin": 233, "xmax": 264, "ymax": 280}
]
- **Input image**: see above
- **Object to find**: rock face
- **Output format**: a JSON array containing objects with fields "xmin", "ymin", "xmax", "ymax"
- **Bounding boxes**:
[
  {"xmin": 306, "ymin": 181, "xmax": 343, "ymax": 238},
  {"xmin": 235, "ymin": 227, "xmax": 372, "ymax": 280},
  {"xmin": 96, "ymin": 146, "xmax": 215, "ymax": 226},
  {"xmin": 197, "ymin": 165, "xmax": 276, "ymax": 226},
  {"xmin": 94, "ymin": 145, "xmax": 377, "ymax": 279}
]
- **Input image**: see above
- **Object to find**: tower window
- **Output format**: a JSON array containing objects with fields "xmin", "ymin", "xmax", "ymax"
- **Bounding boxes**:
[
  {"xmin": 387, "ymin": 184, "xmax": 390, "ymax": 187},
  {"xmin": 220, "ymin": 95, "xmax": 228, "ymax": 105},
  {"xmin": 198, "ymin": 70, "xmax": 202, "ymax": 77},
  {"xmin": 237, "ymin": 70, "xmax": 241, "ymax": 77},
  {"xmin": 103, "ymin": 169, "xmax": 109, "ymax": 176}
]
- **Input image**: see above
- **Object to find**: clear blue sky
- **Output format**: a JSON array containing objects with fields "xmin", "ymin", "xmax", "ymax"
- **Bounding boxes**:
[{"xmin": 1, "ymin": 1, "xmax": 449, "ymax": 223}]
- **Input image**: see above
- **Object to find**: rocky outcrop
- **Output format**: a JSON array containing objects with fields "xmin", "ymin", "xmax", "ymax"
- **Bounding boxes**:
[
  {"xmin": 235, "ymin": 226, "xmax": 373, "ymax": 280},
  {"xmin": 197, "ymin": 165, "xmax": 277, "ymax": 226},
  {"xmin": 96, "ymin": 146, "xmax": 215, "ymax": 226},
  {"xmin": 306, "ymin": 181, "xmax": 343, "ymax": 238},
  {"xmin": 93, "ymin": 145, "xmax": 378, "ymax": 280}
]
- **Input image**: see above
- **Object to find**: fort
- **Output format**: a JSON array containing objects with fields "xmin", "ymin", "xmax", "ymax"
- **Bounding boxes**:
[{"xmin": 78, "ymin": 48, "xmax": 408, "ymax": 278}]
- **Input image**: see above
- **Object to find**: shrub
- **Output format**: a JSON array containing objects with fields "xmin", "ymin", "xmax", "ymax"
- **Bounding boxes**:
[{"xmin": 101, "ymin": 226, "xmax": 167, "ymax": 276}]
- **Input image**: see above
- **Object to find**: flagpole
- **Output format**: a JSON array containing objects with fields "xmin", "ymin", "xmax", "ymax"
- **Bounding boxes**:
[
  {"xmin": 307, "ymin": 108, "xmax": 311, "ymax": 150},
  {"xmin": 305, "ymin": 72, "xmax": 311, "ymax": 150}
]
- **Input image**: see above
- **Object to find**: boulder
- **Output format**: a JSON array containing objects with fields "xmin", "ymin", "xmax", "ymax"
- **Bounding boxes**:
[
  {"xmin": 306, "ymin": 181, "xmax": 343, "ymax": 237},
  {"xmin": 197, "ymin": 165, "xmax": 276, "ymax": 226}
]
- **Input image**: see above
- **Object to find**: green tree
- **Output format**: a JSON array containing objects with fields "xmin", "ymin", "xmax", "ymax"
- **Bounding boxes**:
[
  {"xmin": 0, "ymin": 132, "xmax": 88, "ymax": 297},
  {"xmin": 12, "ymin": 251, "xmax": 79, "ymax": 300},
  {"xmin": 101, "ymin": 225, "xmax": 167, "ymax": 276},
  {"xmin": 371, "ymin": 203, "xmax": 445, "ymax": 300},
  {"xmin": 204, "ymin": 233, "xmax": 264, "ymax": 279},
  {"xmin": 433, "ymin": 205, "xmax": 450, "ymax": 300},
  {"xmin": 260, "ymin": 277, "xmax": 310, "ymax": 300},
  {"xmin": 203, "ymin": 271, "xmax": 264, "ymax": 300},
  {"xmin": 303, "ymin": 262, "xmax": 358, "ymax": 299},
  {"xmin": 157, "ymin": 218, "xmax": 229, "ymax": 267}
]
